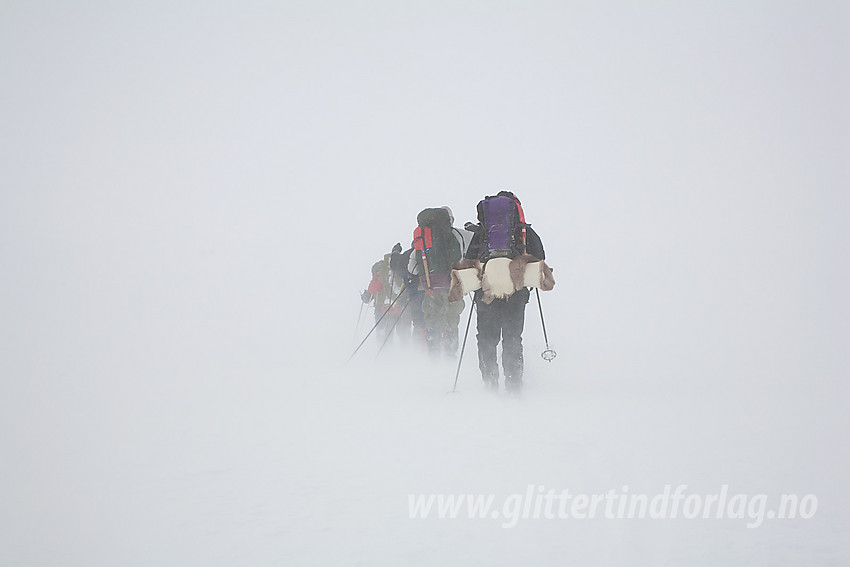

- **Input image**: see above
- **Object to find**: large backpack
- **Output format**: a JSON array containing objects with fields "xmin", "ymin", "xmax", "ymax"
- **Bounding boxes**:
[
  {"xmin": 476, "ymin": 193, "xmax": 527, "ymax": 260},
  {"xmin": 413, "ymin": 207, "xmax": 461, "ymax": 274}
]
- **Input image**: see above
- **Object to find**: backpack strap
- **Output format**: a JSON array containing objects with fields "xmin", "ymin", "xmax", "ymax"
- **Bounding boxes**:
[
  {"xmin": 515, "ymin": 200, "xmax": 527, "ymax": 247},
  {"xmin": 412, "ymin": 225, "xmax": 433, "ymax": 290}
]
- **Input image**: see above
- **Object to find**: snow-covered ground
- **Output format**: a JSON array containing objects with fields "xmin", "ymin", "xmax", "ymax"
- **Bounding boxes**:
[{"xmin": 2, "ymin": 322, "xmax": 847, "ymax": 565}]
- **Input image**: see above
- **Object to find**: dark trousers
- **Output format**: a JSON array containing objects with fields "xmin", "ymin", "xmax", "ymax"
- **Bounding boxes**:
[{"xmin": 474, "ymin": 287, "xmax": 530, "ymax": 388}]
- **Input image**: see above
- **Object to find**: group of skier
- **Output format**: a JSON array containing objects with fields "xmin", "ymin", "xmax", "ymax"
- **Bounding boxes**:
[{"xmin": 360, "ymin": 191, "xmax": 554, "ymax": 394}]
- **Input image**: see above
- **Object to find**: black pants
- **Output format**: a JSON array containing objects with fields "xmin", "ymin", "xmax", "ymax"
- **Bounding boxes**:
[{"xmin": 474, "ymin": 287, "xmax": 529, "ymax": 388}]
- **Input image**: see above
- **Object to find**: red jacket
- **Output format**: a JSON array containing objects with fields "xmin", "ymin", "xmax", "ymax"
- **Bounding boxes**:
[{"xmin": 367, "ymin": 272, "xmax": 384, "ymax": 294}]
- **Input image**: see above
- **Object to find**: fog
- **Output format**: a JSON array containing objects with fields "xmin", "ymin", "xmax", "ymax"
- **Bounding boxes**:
[{"xmin": 1, "ymin": 1, "xmax": 848, "ymax": 565}]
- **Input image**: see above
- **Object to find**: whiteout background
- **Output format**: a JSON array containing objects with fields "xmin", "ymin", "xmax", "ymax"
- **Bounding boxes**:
[{"xmin": 1, "ymin": 1, "xmax": 848, "ymax": 565}]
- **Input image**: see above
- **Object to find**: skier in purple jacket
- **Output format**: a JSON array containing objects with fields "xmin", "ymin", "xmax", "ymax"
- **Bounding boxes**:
[{"xmin": 463, "ymin": 191, "xmax": 546, "ymax": 394}]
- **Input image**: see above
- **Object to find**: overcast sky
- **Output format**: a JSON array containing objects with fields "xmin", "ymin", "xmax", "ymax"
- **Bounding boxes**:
[{"xmin": 2, "ymin": 0, "xmax": 848, "ymax": 398}]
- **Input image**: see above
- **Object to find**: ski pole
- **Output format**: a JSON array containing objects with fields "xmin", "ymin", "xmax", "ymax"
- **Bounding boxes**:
[
  {"xmin": 535, "ymin": 288, "xmax": 557, "ymax": 362},
  {"xmin": 413, "ymin": 227, "xmax": 433, "ymax": 292},
  {"xmin": 421, "ymin": 253, "xmax": 433, "ymax": 291},
  {"xmin": 354, "ymin": 297, "xmax": 366, "ymax": 342},
  {"xmin": 376, "ymin": 293, "xmax": 413, "ymax": 357},
  {"xmin": 452, "ymin": 294, "xmax": 476, "ymax": 392},
  {"xmin": 347, "ymin": 284, "xmax": 407, "ymax": 364}
]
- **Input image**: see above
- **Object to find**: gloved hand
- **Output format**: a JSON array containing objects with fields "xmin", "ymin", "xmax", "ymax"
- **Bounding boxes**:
[{"xmin": 361, "ymin": 290, "xmax": 372, "ymax": 303}]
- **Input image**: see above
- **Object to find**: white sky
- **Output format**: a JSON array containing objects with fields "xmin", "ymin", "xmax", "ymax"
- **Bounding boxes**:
[{"xmin": 2, "ymin": 0, "xmax": 847, "ymax": 390}]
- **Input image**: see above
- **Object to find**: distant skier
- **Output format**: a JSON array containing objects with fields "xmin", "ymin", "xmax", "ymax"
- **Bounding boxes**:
[
  {"xmin": 361, "ymin": 247, "xmax": 404, "ymax": 344},
  {"xmin": 386, "ymin": 242, "xmax": 419, "ymax": 345},
  {"xmin": 406, "ymin": 206, "xmax": 467, "ymax": 356},
  {"xmin": 461, "ymin": 191, "xmax": 550, "ymax": 394}
]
